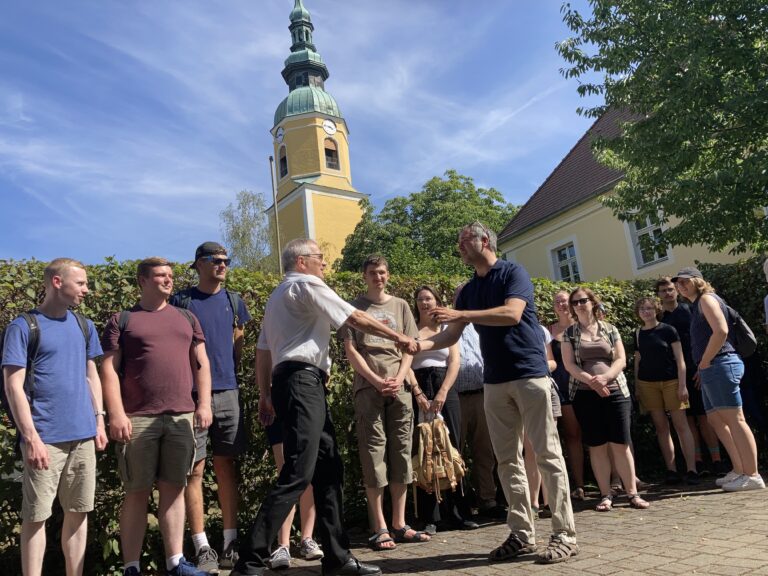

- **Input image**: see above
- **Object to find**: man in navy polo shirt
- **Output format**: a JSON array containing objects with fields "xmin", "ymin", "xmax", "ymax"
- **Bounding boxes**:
[
  {"xmin": 171, "ymin": 242, "xmax": 252, "ymax": 572},
  {"xmin": 415, "ymin": 222, "xmax": 577, "ymax": 565}
]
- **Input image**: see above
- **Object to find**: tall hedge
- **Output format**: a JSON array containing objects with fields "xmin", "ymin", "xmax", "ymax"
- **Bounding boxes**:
[{"xmin": 0, "ymin": 256, "xmax": 765, "ymax": 574}]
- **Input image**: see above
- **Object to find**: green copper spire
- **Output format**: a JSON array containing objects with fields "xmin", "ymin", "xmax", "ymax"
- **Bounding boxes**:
[
  {"xmin": 275, "ymin": 0, "xmax": 342, "ymax": 126},
  {"xmin": 289, "ymin": 0, "xmax": 311, "ymax": 24}
]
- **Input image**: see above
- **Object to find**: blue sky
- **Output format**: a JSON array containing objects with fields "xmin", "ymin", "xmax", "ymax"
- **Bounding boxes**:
[{"xmin": 0, "ymin": 0, "xmax": 597, "ymax": 264}]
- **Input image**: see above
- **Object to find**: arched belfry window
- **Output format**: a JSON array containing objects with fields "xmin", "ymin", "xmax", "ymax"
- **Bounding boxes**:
[
  {"xmin": 279, "ymin": 145, "xmax": 288, "ymax": 178},
  {"xmin": 324, "ymin": 138, "xmax": 339, "ymax": 170}
]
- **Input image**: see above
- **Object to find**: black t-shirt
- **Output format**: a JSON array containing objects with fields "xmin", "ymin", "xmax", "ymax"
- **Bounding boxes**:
[
  {"xmin": 661, "ymin": 302, "xmax": 693, "ymax": 369},
  {"xmin": 456, "ymin": 259, "xmax": 547, "ymax": 384},
  {"xmin": 635, "ymin": 322, "xmax": 680, "ymax": 381}
]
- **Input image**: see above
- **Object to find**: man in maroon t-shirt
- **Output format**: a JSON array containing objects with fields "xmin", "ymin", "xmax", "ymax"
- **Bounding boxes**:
[{"xmin": 101, "ymin": 257, "xmax": 213, "ymax": 576}]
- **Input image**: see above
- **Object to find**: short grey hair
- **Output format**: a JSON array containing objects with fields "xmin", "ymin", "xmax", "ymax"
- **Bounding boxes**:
[
  {"xmin": 462, "ymin": 221, "xmax": 497, "ymax": 252},
  {"xmin": 283, "ymin": 238, "xmax": 319, "ymax": 272}
]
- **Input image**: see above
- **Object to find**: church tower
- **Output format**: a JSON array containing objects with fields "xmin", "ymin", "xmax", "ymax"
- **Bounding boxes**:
[{"xmin": 268, "ymin": 0, "xmax": 366, "ymax": 265}]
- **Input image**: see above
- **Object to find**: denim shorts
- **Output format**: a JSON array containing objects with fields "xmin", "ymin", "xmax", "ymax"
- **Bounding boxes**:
[{"xmin": 698, "ymin": 353, "xmax": 744, "ymax": 413}]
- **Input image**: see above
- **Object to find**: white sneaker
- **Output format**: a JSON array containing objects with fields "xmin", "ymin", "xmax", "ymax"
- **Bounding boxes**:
[
  {"xmin": 723, "ymin": 474, "xmax": 766, "ymax": 492},
  {"xmin": 269, "ymin": 545, "xmax": 292, "ymax": 570},
  {"xmin": 715, "ymin": 470, "xmax": 740, "ymax": 487},
  {"xmin": 299, "ymin": 537, "xmax": 324, "ymax": 561}
]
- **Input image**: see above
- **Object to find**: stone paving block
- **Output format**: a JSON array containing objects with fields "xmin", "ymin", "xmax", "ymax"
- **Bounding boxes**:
[{"xmin": 679, "ymin": 553, "xmax": 728, "ymax": 568}]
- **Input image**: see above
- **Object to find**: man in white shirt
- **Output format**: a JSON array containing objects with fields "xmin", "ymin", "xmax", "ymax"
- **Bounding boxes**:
[{"xmin": 231, "ymin": 239, "xmax": 418, "ymax": 576}]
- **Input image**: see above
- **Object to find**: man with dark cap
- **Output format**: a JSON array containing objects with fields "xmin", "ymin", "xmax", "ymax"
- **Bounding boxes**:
[{"xmin": 170, "ymin": 242, "xmax": 252, "ymax": 573}]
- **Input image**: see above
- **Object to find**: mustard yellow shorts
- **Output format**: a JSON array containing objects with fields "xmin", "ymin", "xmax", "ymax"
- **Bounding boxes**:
[{"xmin": 636, "ymin": 378, "xmax": 689, "ymax": 413}]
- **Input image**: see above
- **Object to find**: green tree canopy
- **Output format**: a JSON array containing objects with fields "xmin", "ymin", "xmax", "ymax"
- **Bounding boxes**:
[
  {"xmin": 557, "ymin": 0, "xmax": 768, "ymax": 254},
  {"xmin": 335, "ymin": 170, "xmax": 518, "ymax": 274},
  {"xmin": 219, "ymin": 190, "xmax": 278, "ymax": 271}
]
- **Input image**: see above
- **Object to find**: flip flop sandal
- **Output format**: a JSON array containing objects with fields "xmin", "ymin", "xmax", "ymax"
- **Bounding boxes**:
[
  {"xmin": 391, "ymin": 524, "xmax": 430, "ymax": 543},
  {"xmin": 628, "ymin": 494, "xmax": 650, "ymax": 509},
  {"xmin": 595, "ymin": 494, "xmax": 613, "ymax": 512},
  {"xmin": 368, "ymin": 528, "xmax": 396, "ymax": 551}
]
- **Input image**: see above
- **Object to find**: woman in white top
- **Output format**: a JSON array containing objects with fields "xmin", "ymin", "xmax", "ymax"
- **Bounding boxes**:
[{"xmin": 411, "ymin": 285, "xmax": 477, "ymax": 532}]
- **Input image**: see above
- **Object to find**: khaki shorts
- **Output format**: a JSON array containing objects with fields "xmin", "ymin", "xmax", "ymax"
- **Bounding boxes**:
[
  {"xmin": 22, "ymin": 439, "xmax": 96, "ymax": 522},
  {"xmin": 354, "ymin": 385, "xmax": 413, "ymax": 488},
  {"xmin": 636, "ymin": 378, "xmax": 689, "ymax": 413},
  {"xmin": 117, "ymin": 413, "xmax": 195, "ymax": 491}
]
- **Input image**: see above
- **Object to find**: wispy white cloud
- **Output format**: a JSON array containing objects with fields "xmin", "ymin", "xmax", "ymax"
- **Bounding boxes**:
[{"xmin": 0, "ymin": 0, "xmax": 596, "ymax": 261}]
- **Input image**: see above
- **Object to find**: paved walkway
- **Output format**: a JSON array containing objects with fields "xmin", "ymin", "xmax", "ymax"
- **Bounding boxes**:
[{"xmin": 221, "ymin": 480, "xmax": 768, "ymax": 576}]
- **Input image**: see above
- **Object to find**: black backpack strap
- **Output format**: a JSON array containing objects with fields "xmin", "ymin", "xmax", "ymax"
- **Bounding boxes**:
[
  {"xmin": 173, "ymin": 288, "xmax": 193, "ymax": 310},
  {"xmin": 19, "ymin": 311, "xmax": 41, "ymax": 401},
  {"xmin": 71, "ymin": 311, "xmax": 91, "ymax": 358},
  {"xmin": 173, "ymin": 306, "xmax": 200, "ymax": 369},
  {"xmin": 172, "ymin": 306, "xmax": 197, "ymax": 331},
  {"xmin": 225, "ymin": 289, "xmax": 243, "ymax": 328},
  {"xmin": 117, "ymin": 310, "xmax": 131, "ymax": 342}
]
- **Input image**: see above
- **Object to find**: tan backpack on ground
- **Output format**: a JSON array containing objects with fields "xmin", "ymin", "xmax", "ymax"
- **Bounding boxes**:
[{"xmin": 412, "ymin": 417, "xmax": 466, "ymax": 505}]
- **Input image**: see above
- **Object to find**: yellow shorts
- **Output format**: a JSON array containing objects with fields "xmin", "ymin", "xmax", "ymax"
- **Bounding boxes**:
[{"xmin": 636, "ymin": 379, "xmax": 689, "ymax": 413}]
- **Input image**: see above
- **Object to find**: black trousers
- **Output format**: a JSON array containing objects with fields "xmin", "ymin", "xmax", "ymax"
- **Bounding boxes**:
[
  {"xmin": 237, "ymin": 363, "xmax": 350, "ymax": 572},
  {"xmin": 413, "ymin": 366, "xmax": 469, "ymax": 525}
]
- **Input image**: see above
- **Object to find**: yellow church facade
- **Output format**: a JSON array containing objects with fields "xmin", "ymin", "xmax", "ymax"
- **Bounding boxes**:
[{"xmin": 266, "ymin": 0, "xmax": 365, "ymax": 265}]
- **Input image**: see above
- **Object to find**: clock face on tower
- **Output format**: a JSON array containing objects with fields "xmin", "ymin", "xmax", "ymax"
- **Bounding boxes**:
[
  {"xmin": 275, "ymin": 127, "xmax": 285, "ymax": 143},
  {"xmin": 322, "ymin": 119, "xmax": 337, "ymax": 135}
]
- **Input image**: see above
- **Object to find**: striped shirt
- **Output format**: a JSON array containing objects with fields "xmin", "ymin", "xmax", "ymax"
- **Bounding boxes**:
[{"xmin": 454, "ymin": 323, "xmax": 485, "ymax": 393}]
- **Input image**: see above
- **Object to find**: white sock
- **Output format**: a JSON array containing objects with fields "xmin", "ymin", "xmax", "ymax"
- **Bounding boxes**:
[
  {"xmin": 191, "ymin": 532, "xmax": 209, "ymax": 555},
  {"xmin": 166, "ymin": 553, "xmax": 184, "ymax": 570},
  {"xmin": 223, "ymin": 528, "xmax": 238, "ymax": 549},
  {"xmin": 124, "ymin": 561, "xmax": 140, "ymax": 574}
]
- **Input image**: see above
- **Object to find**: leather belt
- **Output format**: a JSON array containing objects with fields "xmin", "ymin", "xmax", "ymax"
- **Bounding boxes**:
[{"xmin": 273, "ymin": 360, "xmax": 328, "ymax": 383}]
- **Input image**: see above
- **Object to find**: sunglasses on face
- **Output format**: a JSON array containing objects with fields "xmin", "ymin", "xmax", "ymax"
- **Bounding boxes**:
[
  {"xmin": 571, "ymin": 297, "xmax": 590, "ymax": 306},
  {"xmin": 202, "ymin": 256, "xmax": 231, "ymax": 266}
]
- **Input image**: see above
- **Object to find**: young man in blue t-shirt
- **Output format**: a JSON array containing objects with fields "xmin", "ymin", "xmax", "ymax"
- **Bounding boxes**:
[
  {"xmin": 414, "ymin": 222, "xmax": 578, "ymax": 565},
  {"xmin": 2, "ymin": 258, "xmax": 106, "ymax": 576},
  {"xmin": 170, "ymin": 242, "xmax": 252, "ymax": 573}
]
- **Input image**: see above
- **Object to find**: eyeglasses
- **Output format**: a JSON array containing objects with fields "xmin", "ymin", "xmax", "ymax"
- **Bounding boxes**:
[
  {"xmin": 570, "ymin": 298, "xmax": 591, "ymax": 306},
  {"xmin": 202, "ymin": 256, "xmax": 231, "ymax": 266},
  {"xmin": 301, "ymin": 253, "xmax": 325, "ymax": 261}
]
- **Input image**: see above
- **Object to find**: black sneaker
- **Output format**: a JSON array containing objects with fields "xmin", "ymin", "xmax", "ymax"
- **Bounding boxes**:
[
  {"xmin": 712, "ymin": 460, "xmax": 726, "ymax": 475},
  {"xmin": 695, "ymin": 461, "xmax": 710, "ymax": 476},
  {"xmin": 664, "ymin": 470, "xmax": 682, "ymax": 485},
  {"xmin": 685, "ymin": 470, "xmax": 701, "ymax": 485}
]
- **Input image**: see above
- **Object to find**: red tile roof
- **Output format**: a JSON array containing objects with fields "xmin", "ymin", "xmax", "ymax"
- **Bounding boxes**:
[{"xmin": 499, "ymin": 108, "xmax": 635, "ymax": 242}]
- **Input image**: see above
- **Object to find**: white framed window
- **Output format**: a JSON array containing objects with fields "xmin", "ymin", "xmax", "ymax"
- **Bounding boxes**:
[
  {"xmin": 630, "ymin": 215, "xmax": 668, "ymax": 268},
  {"xmin": 552, "ymin": 242, "xmax": 581, "ymax": 282}
]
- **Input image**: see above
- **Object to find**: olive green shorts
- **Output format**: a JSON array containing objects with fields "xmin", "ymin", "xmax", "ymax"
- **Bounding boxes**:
[
  {"xmin": 354, "ymin": 385, "xmax": 413, "ymax": 488},
  {"xmin": 117, "ymin": 413, "xmax": 195, "ymax": 491}
]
